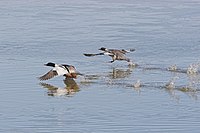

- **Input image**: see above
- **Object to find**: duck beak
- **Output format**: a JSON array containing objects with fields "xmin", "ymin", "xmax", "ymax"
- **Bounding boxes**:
[
  {"xmin": 76, "ymin": 72, "xmax": 84, "ymax": 76},
  {"xmin": 125, "ymin": 50, "xmax": 130, "ymax": 53}
]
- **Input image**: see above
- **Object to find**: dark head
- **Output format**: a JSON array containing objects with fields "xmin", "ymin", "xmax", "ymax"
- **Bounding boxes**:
[
  {"xmin": 44, "ymin": 62, "xmax": 55, "ymax": 67},
  {"xmin": 99, "ymin": 47, "xmax": 107, "ymax": 51},
  {"xmin": 121, "ymin": 49, "xmax": 129, "ymax": 53}
]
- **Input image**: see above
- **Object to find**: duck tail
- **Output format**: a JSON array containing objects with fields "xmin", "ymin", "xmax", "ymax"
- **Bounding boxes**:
[
  {"xmin": 129, "ymin": 48, "xmax": 135, "ymax": 52},
  {"xmin": 121, "ymin": 48, "xmax": 135, "ymax": 53}
]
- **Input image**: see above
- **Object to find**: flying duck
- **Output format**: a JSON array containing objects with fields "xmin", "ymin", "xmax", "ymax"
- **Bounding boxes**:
[
  {"xmin": 39, "ymin": 62, "xmax": 83, "ymax": 80},
  {"xmin": 84, "ymin": 47, "xmax": 135, "ymax": 63}
]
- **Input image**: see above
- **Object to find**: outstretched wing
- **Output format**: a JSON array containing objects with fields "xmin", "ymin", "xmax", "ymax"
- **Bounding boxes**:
[
  {"xmin": 39, "ymin": 70, "xmax": 58, "ymax": 80},
  {"xmin": 83, "ymin": 53, "xmax": 104, "ymax": 57}
]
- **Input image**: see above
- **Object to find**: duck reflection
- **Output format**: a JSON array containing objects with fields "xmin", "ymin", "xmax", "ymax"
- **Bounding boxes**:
[
  {"xmin": 108, "ymin": 67, "xmax": 133, "ymax": 79},
  {"xmin": 40, "ymin": 78, "xmax": 80, "ymax": 97}
]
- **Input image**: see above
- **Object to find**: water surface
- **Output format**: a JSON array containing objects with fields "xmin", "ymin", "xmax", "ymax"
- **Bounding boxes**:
[{"xmin": 0, "ymin": 0, "xmax": 200, "ymax": 132}]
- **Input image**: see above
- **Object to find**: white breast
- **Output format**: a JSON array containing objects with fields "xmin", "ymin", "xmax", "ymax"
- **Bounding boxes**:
[
  {"xmin": 53, "ymin": 66, "xmax": 69, "ymax": 76},
  {"xmin": 104, "ymin": 52, "xmax": 113, "ymax": 56}
]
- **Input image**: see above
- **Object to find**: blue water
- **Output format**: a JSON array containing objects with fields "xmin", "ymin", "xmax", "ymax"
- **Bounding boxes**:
[{"xmin": 0, "ymin": 0, "xmax": 200, "ymax": 132}]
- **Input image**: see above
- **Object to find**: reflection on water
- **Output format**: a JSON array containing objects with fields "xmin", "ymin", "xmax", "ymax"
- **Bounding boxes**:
[
  {"xmin": 40, "ymin": 78, "xmax": 79, "ymax": 97},
  {"xmin": 82, "ymin": 66, "xmax": 135, "ymax": 86},
  {"xmin": 108, "ymin": 67, "xmax": 133, "ymax": 79}
]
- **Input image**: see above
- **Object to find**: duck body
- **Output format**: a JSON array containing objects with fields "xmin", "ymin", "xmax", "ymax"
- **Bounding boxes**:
[
  {"xmin": 99, "ymin": 47, "xmax": 131, "ymax": 63},
  {"xmin": 39, "ymin": 62, "xmax": 82, "ymax": 80}
]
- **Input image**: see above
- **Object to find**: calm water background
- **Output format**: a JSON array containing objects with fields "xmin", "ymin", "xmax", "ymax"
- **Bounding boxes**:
[{"xmin": 0, "ymin": 0, "xmax": 200, "ymax": 132}]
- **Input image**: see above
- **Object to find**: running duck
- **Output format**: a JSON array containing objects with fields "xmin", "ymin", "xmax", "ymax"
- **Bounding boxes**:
[{"xmin": 84, "ymin": 47, "xmax": 135, "ymax": 63}]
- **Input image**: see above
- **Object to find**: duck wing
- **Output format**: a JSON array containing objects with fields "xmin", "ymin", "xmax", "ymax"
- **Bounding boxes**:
[
  {"xmin": 39, "ymin": 70, "xmax": 58, "ymax": 80},
  {"xmin": 83, "ymin": 53, "xmax": 104, "ymax": 57}
]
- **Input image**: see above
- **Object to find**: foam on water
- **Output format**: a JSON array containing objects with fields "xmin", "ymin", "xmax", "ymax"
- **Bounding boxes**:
[
  {"xmin": 187, "ymin": 63, "xmax": 200, "ymax": 75},
  {"xmin": 165, "ymin": 76, "xmax": 179, "ymax": 89}
]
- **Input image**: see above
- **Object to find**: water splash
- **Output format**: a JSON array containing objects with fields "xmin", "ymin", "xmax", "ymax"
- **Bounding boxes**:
[
  {"xmin": 167, "ymin": 64, "xmax": 177, "ymax": 71},
  {"xmin": 128, "ymin": 61, "xmax": 138, "ymax": 67},
  {"xmin": 165, "ymin": 76, "xmax": 179, "ymax": 89},
  {"xmin": 133, "ymin": 80, "xmax": 141, "ymax": 88},
  {"xmin": 187, "ymin": 63, "xmax": 199, "ymax": 75}
]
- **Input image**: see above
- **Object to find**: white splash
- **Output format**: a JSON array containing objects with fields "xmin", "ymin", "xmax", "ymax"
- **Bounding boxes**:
[
  {"xmin": 167, "ymin": 64, "xmax": 177, "ymax": 71},
  {"xmin": 128, "ymin": 61, "xmax": 137, "ymax": 67},
  {"xmin": 133, "ymin": 80, "xmax": 141, "ymax": 88},
  {"xmin": 187, "ymin": 64, "xmax": 199, "ymax": 75},
  {"xmin": 165, "ymin": 76, "xmax": 179, "ymax": 89}
]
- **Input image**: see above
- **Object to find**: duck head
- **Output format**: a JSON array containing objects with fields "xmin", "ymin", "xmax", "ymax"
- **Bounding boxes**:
[
  {"xmin": 44, "ymin": 62, "xmax": 55, "ymax": 67},
  {"xmin": 99, "ymin": 47, "xmax": 107, "ymax": 51}
]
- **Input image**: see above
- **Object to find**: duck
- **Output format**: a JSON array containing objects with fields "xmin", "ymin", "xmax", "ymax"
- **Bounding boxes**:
[
  {"xmin": 84, "ymin": 47, "xmax": 135, "ymax": 63},
  {"xmin": 39, "ymin": 62, "xmax": 83, "ymax": 80}
]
